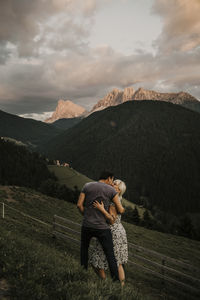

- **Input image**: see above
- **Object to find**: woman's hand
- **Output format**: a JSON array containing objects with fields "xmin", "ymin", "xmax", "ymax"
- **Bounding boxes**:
[
  {"xmin": 93, "ymin": 200, "xmax": 116, "ymax": 224},
  {"xmin": 93, "ymin": 200, "xmax": 105, "ymax": 212}
]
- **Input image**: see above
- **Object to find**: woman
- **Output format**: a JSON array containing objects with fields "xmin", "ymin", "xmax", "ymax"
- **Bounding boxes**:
[{"xmin": 89, "ymin": 179, "xmax": 128, "ymax": 285}]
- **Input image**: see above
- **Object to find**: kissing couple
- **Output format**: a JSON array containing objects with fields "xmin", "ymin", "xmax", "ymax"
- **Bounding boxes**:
[{"xmin": 77, "ymin": 171, "xmax": 128, "ymax": 285}]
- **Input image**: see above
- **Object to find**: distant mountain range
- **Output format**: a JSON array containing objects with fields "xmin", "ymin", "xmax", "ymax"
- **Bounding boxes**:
[
  {"xmin": 42, "ymin": 100, "xmax": 200, "ymax": 216},
  {"xmin": 45, "ymin": 87, "xmax": 200, "ymax": 125},
  {"xmin": 90, "ymin": 86, "xmax": 200, "ymax": 113}
]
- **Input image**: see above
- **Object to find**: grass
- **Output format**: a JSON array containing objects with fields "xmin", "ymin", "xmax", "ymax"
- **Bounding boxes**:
[
  {"xmin": 48, "ymin": 165, "xmax": 92, "ymax": 191},
  {"xmin": 0, "ymin": 185, "xmax": 200, "ymax": 299}
]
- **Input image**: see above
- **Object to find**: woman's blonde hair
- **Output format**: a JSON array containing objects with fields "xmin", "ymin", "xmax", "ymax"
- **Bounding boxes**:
[{"xmin": 114, "ymin": 179, "xmax": 126, "ymax": 199}]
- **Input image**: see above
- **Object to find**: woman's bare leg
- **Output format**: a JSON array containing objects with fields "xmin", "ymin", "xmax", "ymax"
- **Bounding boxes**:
[
  {"xmin": 99, "ymin": 268, "xmax": 106, "ymax": 279},
  {"xmin": 118, "ymin": 264, "xmax": 125, "ymax": 286},
  {"xmin": 91, "ymin": 265, "xmax": 106, "ymax": 279}
]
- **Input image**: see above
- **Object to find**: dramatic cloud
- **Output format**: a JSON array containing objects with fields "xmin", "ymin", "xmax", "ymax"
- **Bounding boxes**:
[
  {"xmin": 152, "ymin": 0, "xmax": 200, "ymax": 53},
  {"xmin": 0, "ymin": 0, "xmax": 199, "ymax": 120},
  {"xmin": 150, "ymin": 0, "xmax": 200, "ymax": 96},
  {"xmin": 0, "ymin": 0, "xmax": 97, "ymax": 59}
]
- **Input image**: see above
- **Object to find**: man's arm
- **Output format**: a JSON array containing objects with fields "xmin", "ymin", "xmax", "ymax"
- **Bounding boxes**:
[
  {"xmin": 112, "ymin": 194, "xmax": 125, "ymax": 214},
  {"xmin": 77, "ymin": 192, "xmax": 85, "ymax": 215}
]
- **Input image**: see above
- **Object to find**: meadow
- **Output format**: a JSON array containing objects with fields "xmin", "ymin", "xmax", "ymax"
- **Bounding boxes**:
[{"xmin": 0, "ymin": 185, "xmax": 200, "ymax": 299}]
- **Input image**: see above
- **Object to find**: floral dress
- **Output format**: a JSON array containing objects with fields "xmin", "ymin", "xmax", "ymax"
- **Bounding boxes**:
[{"xmin": 89, "ymin": 208, "xmax": 128, "ymax": 269}]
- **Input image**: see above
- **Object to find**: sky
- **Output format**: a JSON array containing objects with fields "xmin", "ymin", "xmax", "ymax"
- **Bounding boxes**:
[{"xmin": 0, "ymin": 0, "xmax": 200, "ymax": 121}]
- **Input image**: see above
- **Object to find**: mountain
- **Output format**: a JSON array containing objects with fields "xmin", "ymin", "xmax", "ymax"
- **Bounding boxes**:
[
  {"xmin": 42, "ymin": 101, "xmax": 200, "ymax": 216},
  {"xmin": 45, "ymin": 100, "xmax": 86, "ymax": 123},
  {"xmin": 46, "ymin": 87, "xmax": 199, "ymax": 127},
  {"xmin": 0, "ymin": 109, "xmax": 62, "ymax": 148},
  {"xmin": 133, "ymin": 87, "xmax": 197, "ymax": 103},
  {"xmin": 133, "ymin": 88, "xmax": 200, "ymax": 113},
  {"xmin": 90, "ymin": 87, "xmax": 200, "ymax": 114},
  {"xmin": 91, "ymin": 87, "xmax": 135, "ymax": 113}
]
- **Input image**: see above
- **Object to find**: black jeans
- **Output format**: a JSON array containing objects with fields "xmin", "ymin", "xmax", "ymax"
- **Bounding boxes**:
[{"xmin": 80, "ymin": 226, "xmax": 119, "ymax": 281}]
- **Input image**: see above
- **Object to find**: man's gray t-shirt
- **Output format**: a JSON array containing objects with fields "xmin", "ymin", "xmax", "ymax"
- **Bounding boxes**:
[{"xmin": 81, "ymin": 181, "xmax": 117, "ymax": 229}]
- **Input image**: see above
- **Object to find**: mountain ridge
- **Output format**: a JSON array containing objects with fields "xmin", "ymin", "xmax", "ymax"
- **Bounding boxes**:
[
  {"xmin": 90, "ymin": 87, "xmax": 199, "ymax": 113},
  {"xmin": 46, "ymin": 87, "xmax": 200, "ymax": 124},
  {"xmin": 42, "ymin": 100, "xmax": 200, "ymax": 216}
]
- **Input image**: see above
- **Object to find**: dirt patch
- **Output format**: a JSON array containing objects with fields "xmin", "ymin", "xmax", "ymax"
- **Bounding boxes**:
[{"xmin": 0, "ymin": 279, "xmax": 10, "ymax": 299}]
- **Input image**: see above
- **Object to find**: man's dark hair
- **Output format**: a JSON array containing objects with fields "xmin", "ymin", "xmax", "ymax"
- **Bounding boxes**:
[{"xmin": 99, "ymin": 171, "xmax": 114, "ymax": 180}]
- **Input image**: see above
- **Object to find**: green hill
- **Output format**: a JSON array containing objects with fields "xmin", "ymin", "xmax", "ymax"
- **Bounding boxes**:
[
  {"xmin": 0, "ymin": 109, "xmax": 63, "ymax": 148},
  {"xmin": 42, "ymin": 101, "xmax": 200, "ymax": 217},
  {"xmin": 52, "ymin": 117, "xmax": 82, "ymax": 129},
  {"xmin": 48, "ymin": 165, "xmax": 92, "ymax": 191},
  {"xmin": 48, "ymin": 164, "xmax": 145, "ymax": 216},
  {"xmin": 0, "ymin": 185, "xmax": 200, "ymax": 299}
]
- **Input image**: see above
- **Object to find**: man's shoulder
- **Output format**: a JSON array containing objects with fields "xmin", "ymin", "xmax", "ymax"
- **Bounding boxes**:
[
  {"xmin": 82, "ymin": 181, "xmax": 98, "ymax": 191},
  {"xmin": 84, "ymin": 181, "xmax": 98, "ymax": 187}
]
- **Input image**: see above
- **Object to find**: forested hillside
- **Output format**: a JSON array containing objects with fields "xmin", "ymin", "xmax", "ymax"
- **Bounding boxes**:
[
  {"xmin": 0, "ymin": 109, "xmax": 62, "ymax": 148},
  {"xmin": 43, "ymin": 101, "xmax": 200, "ymax": 217},
  {"xmin": 0, "ymin": 139, "xmax": 79, "ymax": 203},
  {"xmin": 51, "ymin": 117, "xmax": 82, "ymax": 129},
  {"xmin": 0, "ymin": 138, "xmax": 54, "ymax": 188}
]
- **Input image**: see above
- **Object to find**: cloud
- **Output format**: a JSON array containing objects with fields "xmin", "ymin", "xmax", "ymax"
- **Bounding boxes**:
[
  {"xmin": 0, "ymin": 0, "xmax": 97, "ymax": 58},
  {"xmin": 0, "ymin": 0, "xmax": 200, "ymax": 118},
  {"xmin": 19, "ymin": 111, "xmax": 54, "ymax": 122},
  {"xmin": 1, "ymin": 42, "xmax": 200, "ymax": 115},
  {"xmin": 152, "ymin": 0, "xmax": 200, "ymax": 53}
]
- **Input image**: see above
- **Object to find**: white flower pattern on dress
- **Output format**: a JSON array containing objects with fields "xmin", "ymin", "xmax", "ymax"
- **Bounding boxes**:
[{"xmin": 89, "ymin": 211, "xmax": 128, "ymax": 269}]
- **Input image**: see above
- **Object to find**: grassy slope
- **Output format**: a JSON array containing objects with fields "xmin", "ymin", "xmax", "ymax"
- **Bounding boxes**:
[
  {"xmin": 0, "ymin": 186, "xmax": 200, "ymax": 300},
  {"xmin": 48, "ymin": 165, "xmax": 146, "ymax": 216}
]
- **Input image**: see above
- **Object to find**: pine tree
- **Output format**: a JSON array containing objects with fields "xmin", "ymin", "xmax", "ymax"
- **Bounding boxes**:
[
  {"xmin": 178, "ymin": 215, "xmax": 194, "ymax": 238},
  {"xmin": 143, "ymin": 209, "xmax": 152, "ymax": 228},
  {"xmin": 132, "ymin": 206, "xmax": 140, "ymax": 225}
]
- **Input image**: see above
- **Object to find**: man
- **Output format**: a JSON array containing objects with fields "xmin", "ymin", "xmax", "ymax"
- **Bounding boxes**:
[{"xmin": 77, "ymin": 171, "xmax": 125, "ymax": 281}]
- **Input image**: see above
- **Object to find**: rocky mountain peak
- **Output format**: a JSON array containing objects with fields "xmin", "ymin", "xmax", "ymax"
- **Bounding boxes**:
[
  {"xmin": 133, "ymin": 87, "xmax": 199, "ymax": 104},
  {"xmin": 45, "ymin": 87, "xmax": 199, "ymax": 123},
  {"xmin": 133, "ymin": 87, "xmax": 159, "ymax": 100},
  {"xmin": 123, "ymin": 87, "xmax": 135, "ymax": 101},
  {"xmin": 45, "ymin": 99, "xmax": 86, "ymax": 123},
  {"xmin": 175, "ymin": 91, "xmax": 198, "ymax": 104},
  {"xmin": 91, "ymin": 87, "xmax": 135, "ymax": 113}
]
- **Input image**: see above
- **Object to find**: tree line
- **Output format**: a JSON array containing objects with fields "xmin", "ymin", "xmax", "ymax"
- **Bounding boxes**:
[
  {"xmin": 123, "ymin": 205, "xmax": 200, "ymax": 241},
  {"xmin": 0, "ymin": 139, "xmax": 79, "ymax": 204}
]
